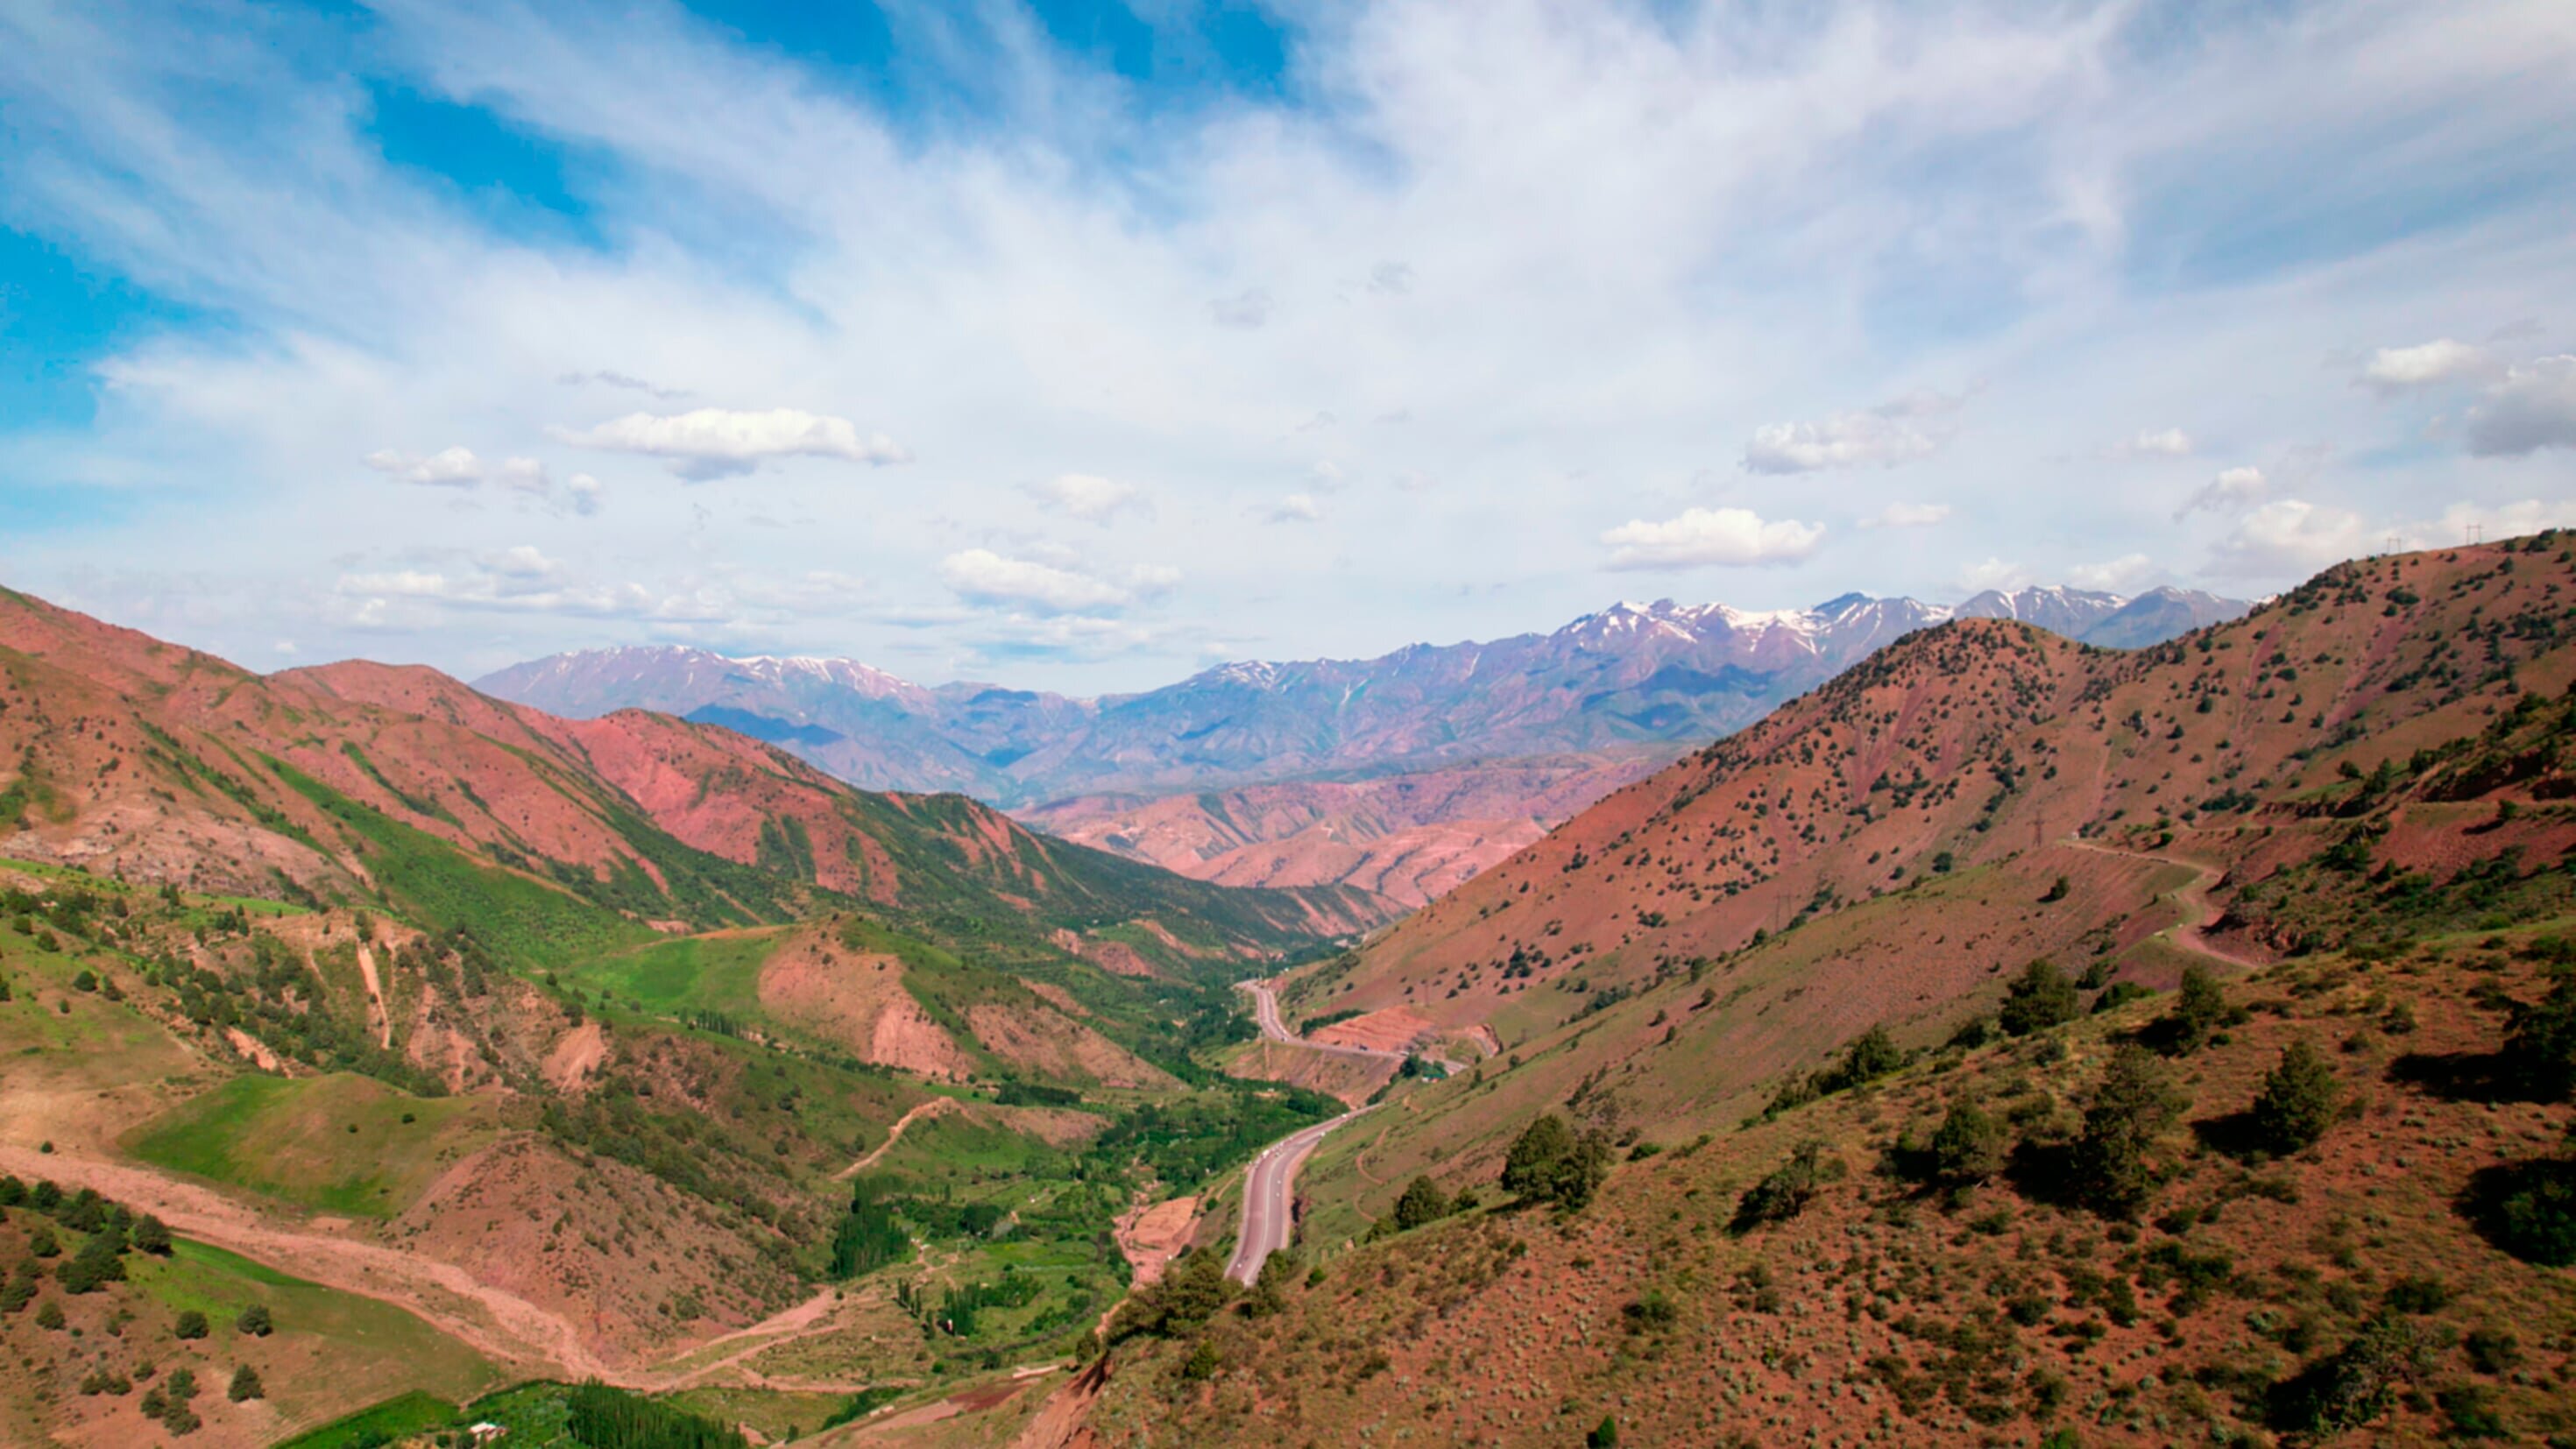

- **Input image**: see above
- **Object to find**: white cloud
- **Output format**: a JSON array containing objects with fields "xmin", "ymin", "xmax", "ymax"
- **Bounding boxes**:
[
  {"xmin": 2209, "ymin": 498, "xmax": 2373, "ymax": 576},
  {"xmin": 566, "ymin": 472, "xmax": 604, "ymax": 516},
  {"xmin": 1027, "ymin": 473, "xmax": 1147, "ymax": 523},
  {"xmin": 939, "ymin": 548, "xmax": 1136, "ymax": 614},
  {"xmin": 556, "ymin": 368, "xmax": 690, "ymax": 399},
  {"xmin": 364, "ymin": 446, "xmax": 500, "ymax": 489},
  {"xmin": 2112, "ymin": 428, "xmax": 2194, "ymax": 458},
  {"xmin": 2360, "ymin": 338, "xmax": 2494, "ymax": 393},
  {"xmin": 1600, "ymin": 507, "xmax": 1823, "ymax": 570},
  {"xmin": 552, "ymin": 408, "xmax": 912, "ymax": 481},
  {"xmin": 1957, "ymin": 557, "xmax": 2031, "ymax": 593},
  {"xmin": 364, "ymin": 446, "xmax": 556, "ymax": 497},
  {"xmin": 2465, "ymin": 356, "xmax": 2576, "ymax": 456},
  {"xmin": 1860, "ymin": 502, "xmax": 1950, "ymax": 529},
  {"xmin": 2174, "ymin": 465, "xmax": 2267, "ymax": 521},
  {"xmin": 13, "ymin": 0, "xmax": 2576, "ymax": 682},
  {"xmin": 493, "ymin": 456, "xmax": 549, "ymax": 494},
  {"xmin": 479, "ymin": 544, "xmax": 563, "ymax": 584},
  {"xmin": 1207, "ymin": 289, "xmax": 1270, "ymax": 330},
  {"xmin": 2067, "ymin": 554, "xmax": 2156, "ymax": 592},
  {"xmin": 1269, "ymin": 493, "xmax": 1323, "ymax": 524},
  {"xmin": 1743, "ymin": 392, "xmax": 1963, "ymax": 475}
]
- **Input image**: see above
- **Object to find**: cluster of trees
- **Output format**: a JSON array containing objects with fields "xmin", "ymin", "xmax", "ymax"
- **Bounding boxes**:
[
  {"xmin": 0, "ymin": 1177, "xmax": 175, "ymax": 1303},
  {"xmin": 1105, "ymin": 1248, "xmax": 1232, "ymax": 1344},
  {"xmin": 564, "ymin": 1380, "xmax": 749, "ymax": 1449},
  {"xmin": 1501, "ymin": 1114, "xmax": 1613, "ymax": 1211}
]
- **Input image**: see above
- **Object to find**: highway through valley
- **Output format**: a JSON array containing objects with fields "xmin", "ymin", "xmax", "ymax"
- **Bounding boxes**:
[{"xmin": 1223, "ymin": 980, "xmax": 1397, "ymax": 1283}]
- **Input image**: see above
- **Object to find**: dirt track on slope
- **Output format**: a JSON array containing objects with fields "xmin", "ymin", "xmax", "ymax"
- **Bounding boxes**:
[{"xmin": 2059, "ymin": 837, "xmax": 2265, "ymax": 969}]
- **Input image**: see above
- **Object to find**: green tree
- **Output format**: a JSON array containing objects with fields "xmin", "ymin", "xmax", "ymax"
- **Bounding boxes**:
[
  {"xmin": 235, "ymin": 1303, "xmax": 272, "ymax": 1337},
  {"xmin": 1246, "ymin": 1250, "xmax": 1299, "ymax": 1319},
  {"xmin": 2250, "ymin": 1038, "xmax": 2342, "ymax": 1154},
  {"xmin": 1391, "ymin": 1176, "xmax": 1450, "ymax": 1231},
  {"xmin": 130, "ymin": 1214, "xmax": 173, "ymax": 1256},
  {"xmin": 1824, "ymin": 1024, "xmax": 1903, "ymax": 1091},
  {"xmin": 2072, "ymin": 1045, "xmax": 2189, "ymax": 1217},
  {"xmin": 1930, "ymin": 1100, "xmax": 2009, "ymax": 1184},
  {"xmin": 1732, "ymin": 1141, "xmax": 1841, "ymax": 1232},
  {"xmin": 227, "ymin": 1365, "xmax": 263, "ymax": 1403},
  {"xmin": 2505, "ymin": 971, "xmax": 2576, "ymax": 1100},
  {"xmin": 173, "ymin": 1308, "xmax": 209, "ymax": 1339},
  {"xmin": 34, "ymin": 1298, "xmax": 62, "ymax": 1330},
  {"xmin": 2169, "ymin": 964, "xmax": 2229, "ymax": 1052},
  {"xmin": 1500, "ymin": 1114, "xmax": 1576, "ymax": 1200},
  {"xmin": 1999, "ymin": 959, "xmax": 2078, "ymax": 1036}
]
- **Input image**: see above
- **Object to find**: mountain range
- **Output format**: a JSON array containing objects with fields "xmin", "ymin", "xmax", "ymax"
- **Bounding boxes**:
[{"xmin": 478, "ymin": 583, "xmax": 2246, "ymax": 904}]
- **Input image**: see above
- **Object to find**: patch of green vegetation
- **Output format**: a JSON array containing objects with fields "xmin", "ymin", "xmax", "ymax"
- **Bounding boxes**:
[
  {"xmin": 270, "ymin": 757, "xmax": 654, "ymax": 969},
  {"xmin": 563, "ymin": 929, "xmax": 782, "ymax": 1021},
  {"xmin": 272, "ymin": 1390, "xmax": 464, "ymax": 1449},
  {"xmin": 124, "ymin": 1073, "xmax": 500, "ymax": 1218}
]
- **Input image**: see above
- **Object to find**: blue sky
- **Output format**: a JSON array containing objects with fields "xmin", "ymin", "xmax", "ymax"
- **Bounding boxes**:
[{"xmin": 2, "ymin": 0, "xmax": 2573, "ymax": 690}]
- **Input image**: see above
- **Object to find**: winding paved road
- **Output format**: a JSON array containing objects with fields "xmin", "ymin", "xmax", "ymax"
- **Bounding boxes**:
[{"xmin": 1223, "ymin": 979, "xmax": 1392, "ymax": 1283}]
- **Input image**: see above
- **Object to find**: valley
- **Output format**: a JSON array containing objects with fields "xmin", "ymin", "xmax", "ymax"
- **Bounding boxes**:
[{"xmin": 0, "ymin": 541, "xmax": 2566, "ymax": 1447}]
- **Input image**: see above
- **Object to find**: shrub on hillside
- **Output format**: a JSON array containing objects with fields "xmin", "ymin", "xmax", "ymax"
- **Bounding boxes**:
[
  {"xmin": 2250, "ymin": 1038, "xmax": 2343, "ymax": 1155},
  {"xmin": 1391, "ymin": 1176, "xmax": 1451, "ymax": 1232},
  {"xmin": 2504, "ymin": 969, "xmax": 2576, "ymax": 1099},
  {"xmin": 2167, "ymin": 964, "xmax": 2232, "ymax": 1052},
  {"xmin": 1731, "ymin": 1141, "xmax": 1844, "ymax": 1233},
  {"xmin": 2268, "ymin": 1315, "xmax": 2433, "ymax": 1432},
  {"xmin": 173, "ymin": 1308, "xmax": 208, "ymax": 1339},
  {"xmin": 1930, "ymin": 1101, "xmax": 2009, "ymax": 1185},
  {"xmin": 1500, "ymin": 1114, "xmax": 1613, "ymax": 1211},
  {"xmin": 1107, "ymin": 1249, "xmax": 1234, "ymax": 1343},
  {"xmin": 2462, "ymin": 1124, "xmax": 2576, "ymax": 1267},
  {"xmin": 2070, "ymin": 1045, "xmax": 2189, "ymax": 1218},
  {"xmin": 1999, "ymin": 960, "xmax": 2078, "ymax": 1036}
]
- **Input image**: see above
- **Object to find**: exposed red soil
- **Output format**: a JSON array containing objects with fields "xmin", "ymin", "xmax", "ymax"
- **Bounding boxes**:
[
  {"xmin": 1021, "ymin": 753, "xmax": 1668, "ymax": 906},
  {"xmin": 1308, "ymin": 1005, "xmax": 1434, "ymax": 1053}
]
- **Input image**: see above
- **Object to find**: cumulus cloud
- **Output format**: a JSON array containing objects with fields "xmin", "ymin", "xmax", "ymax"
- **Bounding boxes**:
[
  {"xmin": 2465, "ymin": 356, "xmax": 2576, "ymax": 456},
  {"xmin": 2174, "ymin": 465, "xmax": 2267, "ymax": 520},
  {"xmin": 938, "ymin": 548, "xmax": 1165, "ymax": 614},
  {"xmin": 1860, "ymin": 502, "xmax": 1950, "ymax": 529},
  {"xmin": 2112, "ymin": 428, "xmax": 2194, "ymax": 457},
  {"xmin": 2067, "ymin": 554, "xmax": 2157, "ymax": 592},
  {"xmin": 1956, "ymin": 557, "xmax": 2031, "ymax": 593},
  {"xmin": 1269, "ymin": 492, "xmax": 1323, "ymax": 524},
  {"xmin": 2360, "ymin": 338, "xmax": 2495, "ymax": 392},
  {"xmin": 1743, "ymin": 392, "xmax": 1963, "ymax": 475},
  {"xmin": 566, "ymin": 472, "xmax": 604, "ymax": 516},
  {"xmin": 364, "ymin": 445, "xmax": 534, "ymax": 490},
  {"xmin": 2209, "ymin": 498, "xmax": 2374, "ymax": 576},
  {"xmin": 1027, "ymin": 473, "xmax": 1147, "ymax": 524},
  {"xmin": 552, "ymin": 408, "xmax": 912, "ymax": 480},
  {"xmin": 1600, "ymin": 507, "xmax": 1823, "ymax": 569}
]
